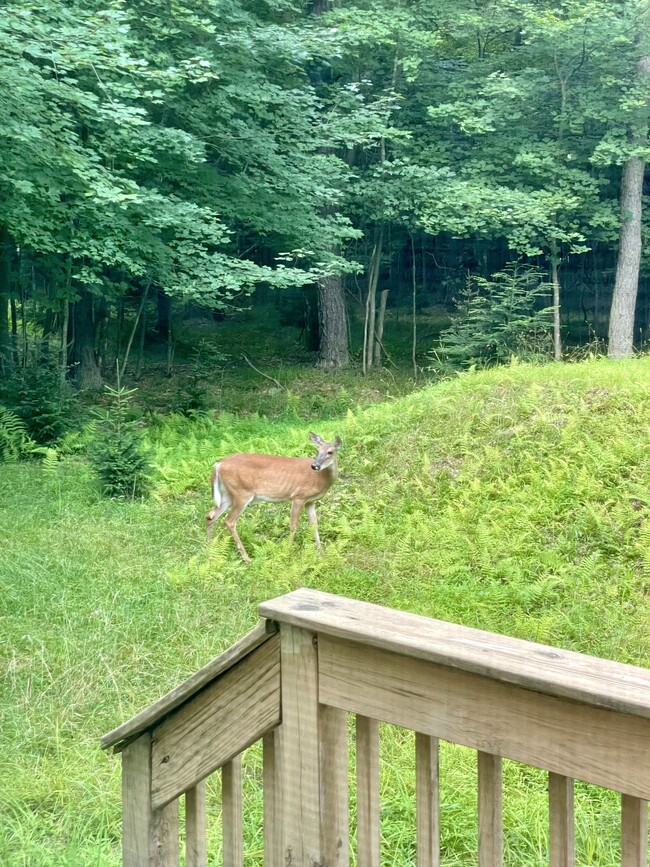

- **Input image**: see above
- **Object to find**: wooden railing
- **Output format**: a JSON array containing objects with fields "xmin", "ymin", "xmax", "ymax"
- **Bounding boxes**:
[{"xmin": 101, "ymin": 588, "xmax": 650, "ymax": 866}]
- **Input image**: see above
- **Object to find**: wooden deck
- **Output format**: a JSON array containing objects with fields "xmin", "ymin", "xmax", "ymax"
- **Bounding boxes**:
[{"xmin": 102, "ymin": 587, "xmax": 650, "ymax": 866}]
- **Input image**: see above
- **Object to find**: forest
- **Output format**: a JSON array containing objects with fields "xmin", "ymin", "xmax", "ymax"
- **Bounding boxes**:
[{"xmin": 3, "ymin": 0, "xmax": 650, "ymax": 394}]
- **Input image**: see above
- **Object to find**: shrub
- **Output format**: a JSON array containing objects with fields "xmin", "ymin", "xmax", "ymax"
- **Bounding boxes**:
[
  {"xmin": 0, "ymin": 359, "xmax": 76, "ymax": 445},
  {"xmin": 432, "ymin": 264, "xmax": 553, "ymax": 371},
  {"xmin": 88, "ymin": 376, "xmax": 151, "ymax": 499}
]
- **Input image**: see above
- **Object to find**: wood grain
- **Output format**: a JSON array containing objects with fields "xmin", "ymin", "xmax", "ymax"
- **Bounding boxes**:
[
  {"xmin": 122, "ymin": 733, "xmax": 179, "ymax": 867},
  {"xmin": 318, "ymin": 635, "xmax": 650, "ymax": 800},
  {"xmin": 415, "ymin": 733, "xmax": 439, "ymax": 867},
  {"xmin": 259, "ymin": 589, "xmax": 650, "ymax": 719},
  {"xmin": 102, "ymin": 621, "xmax": 277, "ymax": 751},
  {"xmin": 276, "ymin": 626, "xmax": 322, "ymax": 866},
  {"xmin": 222, "ymin": 755, "xmax": 243, "ymax": 867},
  {"xmin": 478, "ymin": 752, "xmax": 502, "ymax": 867},
  {"xmin": 548, "ymin": 773, "xmax": 574, "ymax": 867},
  {"xmin": 185, "ymin": 781, "xmax": 207, "ymax": 867},
  {"xmin": 263, "ymin": 730, "xmax": 282, "ymax": 867},
  {"xmin": 151, "ymin": 634, "xmax": 280, "ymax": 810},
  {"xmin": 621, "ymin": 795, "xmax": 648, "ymax": 867},
  {"xmin": 356, "ymin": 715, "xmax": 380, "ymax": 867},
  {"xmin": 320, "ymin": 704, "xmax": 349, "ymax": 866}
]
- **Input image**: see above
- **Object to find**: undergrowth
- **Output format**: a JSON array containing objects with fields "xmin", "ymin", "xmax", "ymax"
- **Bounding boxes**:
[{"xmin": 2, "ymin": 357, "xmax": 650, "ymax": 864}]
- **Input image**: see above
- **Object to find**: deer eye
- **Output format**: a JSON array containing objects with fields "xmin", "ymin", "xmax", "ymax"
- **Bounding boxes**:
[{"xmin": 327, "ymin": 450, "xmax": 333, "ymax": 455}]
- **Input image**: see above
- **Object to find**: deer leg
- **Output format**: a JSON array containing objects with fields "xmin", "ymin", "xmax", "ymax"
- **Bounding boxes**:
[
  {"xmin": 206, "ymin": 501, "xmax": 230, "ymax": 542},
  {"xmin": 289, "ymin": 500, "xmax": 305, "ymax": 540},
  {"xmin": 224, "ymin": 497, "xmax": 253, "ymax": 562},
  {"xmin": 305, "ymin": 503, "xmax": 321, "ymax": 548}
]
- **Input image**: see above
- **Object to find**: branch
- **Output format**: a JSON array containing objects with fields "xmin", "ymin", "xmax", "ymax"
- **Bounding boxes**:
[{"xmin": 241, "ymin": 355, "xmax": 285, "ymax": 390}]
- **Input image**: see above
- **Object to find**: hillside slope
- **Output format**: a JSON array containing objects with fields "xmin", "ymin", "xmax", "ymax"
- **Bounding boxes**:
[{"xmin": 2, "ymin": 357, "xmax": 650, "ymax": 865}]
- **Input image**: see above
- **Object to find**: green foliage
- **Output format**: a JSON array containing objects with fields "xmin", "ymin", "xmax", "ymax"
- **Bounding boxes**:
[
  {"xmin": 88, "ymin": 379, "xmax": 151, "ymax": 499},
  {"xmin": 0, "ymin": 361, "xmax": 76, "ymax": 445},
  {"xmin": 4, "ymin": 359, "xmax": 650, "ymax": 865},
  {"xmin": 0, "ymin": 405, "xmax": 32, "ymax": 462},
  {"xmin": 432, "ymin": 265, "xmax": 553, "ymax": 370}
]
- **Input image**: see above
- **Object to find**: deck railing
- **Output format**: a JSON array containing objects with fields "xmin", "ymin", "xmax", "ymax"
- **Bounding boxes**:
[{"xmin": 101, "ymin": 588, "xmax": 650, "ymax": 866}]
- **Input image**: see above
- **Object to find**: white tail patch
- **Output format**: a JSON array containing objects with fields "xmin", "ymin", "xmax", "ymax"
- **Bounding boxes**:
[{"xmin": 212, "ymin": 462, "xmax": 222, "ymax": 507}]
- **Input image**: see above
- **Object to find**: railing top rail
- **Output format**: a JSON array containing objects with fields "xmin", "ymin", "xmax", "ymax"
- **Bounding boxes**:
[
  {"xmin": 101, "ymin": 620, "xmax": 277, "ymax": 752},
  {"xmin": 259, "ymin": 588, "xmax": 650, "ymax": 719}
]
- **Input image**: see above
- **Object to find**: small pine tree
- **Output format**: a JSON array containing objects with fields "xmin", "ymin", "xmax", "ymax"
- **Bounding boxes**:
[
  {"xmin": 88, "ymin": 371, "xmax": 151, "ymax": 499},
  {"xmin": 433, "ymin": 264, "xmax": 553, "ymax": 371}
]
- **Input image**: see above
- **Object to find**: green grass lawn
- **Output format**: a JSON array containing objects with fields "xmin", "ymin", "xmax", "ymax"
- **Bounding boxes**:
[{"xmin": 2, "ymin": 357, "xmax": 650, "ymax": 865}]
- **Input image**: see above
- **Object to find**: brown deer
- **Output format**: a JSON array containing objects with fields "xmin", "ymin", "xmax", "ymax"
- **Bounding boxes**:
[{"xmin": 206, "ymin": 432, "xmax": 342, "ymax": 561}]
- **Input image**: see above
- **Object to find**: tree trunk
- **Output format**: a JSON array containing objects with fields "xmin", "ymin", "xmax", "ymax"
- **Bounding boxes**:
[
  {"xmin": 608, "ymin": 54, "xmax": 650, "ymax": 359},
  {"xmin": 550, "ymin": 241, "xmax": 562, "ymax": 361},
  {"xmin": 0, "ymin": 227, "xmax": 13, "ymax": 376},
  {"xmin": 156, "ymin": 287, "xmax": 171, "ymax": 341},
  {"xmin": 374, "ymin": 289, "xmax": 389, "ymax": 367},
  {"xmin": 318, "ymin": 274, "xmax": 349, "ymax": 368},
  {"xmin": 363, "ymin": 232, "xmax": 383, "ymax": 373},
  {"xmin": 72, "ymin": 290, "xmax": 102, "ymax": 389}
]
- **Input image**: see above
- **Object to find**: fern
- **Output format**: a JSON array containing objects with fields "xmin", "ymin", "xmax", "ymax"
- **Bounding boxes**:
[{"xmin": 0, "ymin": 405, "xmax": 32, "ymax": 462}]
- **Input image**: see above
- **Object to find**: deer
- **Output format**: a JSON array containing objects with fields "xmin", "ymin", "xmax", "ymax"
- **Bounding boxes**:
[{"xmin": 206, "ymin": 432, "xmax": 342, "ymax": 562}]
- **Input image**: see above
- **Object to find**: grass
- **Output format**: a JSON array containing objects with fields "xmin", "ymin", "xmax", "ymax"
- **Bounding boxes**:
[{"xmin": 2, "ymin": 356, "xmax": 650, "ymax": 864}]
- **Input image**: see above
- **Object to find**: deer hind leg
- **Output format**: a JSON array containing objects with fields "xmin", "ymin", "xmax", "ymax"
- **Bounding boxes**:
[
  {"xmin": 206, "ymin": 499, "xmax": 230, "ymax": 541},
  {"xmin": 305, "ymin": 502, "xmax": 321, "ymax": 548},
  {"xmin": 224, "ymin": 496, "xmax": 254, "ymax": 562}
]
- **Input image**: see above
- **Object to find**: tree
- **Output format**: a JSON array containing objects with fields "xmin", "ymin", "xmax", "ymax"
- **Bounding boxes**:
[{"xmin": 608, "ymin": 52, "xmax": 650, "ymax": 358}]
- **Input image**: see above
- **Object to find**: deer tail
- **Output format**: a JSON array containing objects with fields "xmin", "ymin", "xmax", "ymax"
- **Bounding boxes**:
[{"xmin": 211, "ymin": 462, "xmax": 222, "ymax": 507}]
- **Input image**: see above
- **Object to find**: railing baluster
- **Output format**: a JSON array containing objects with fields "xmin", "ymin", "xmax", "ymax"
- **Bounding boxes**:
[
  {"xmin": 222, "ymin": 755, "xmax": 243, "ymax": 867},
  {"xmin": 415, "ymin": 733, "xmax": 440, "ymax": 867},
  {"xmin": 263, "ymin": 730, "xmax": 281, "ymax": 867},
  {"xmin": 549, "ymin": 773, "xmax": 574, "ymax": 867},
  {"xmin": 621, "ymin": 795, "xmax": 648, "ymax": 867},
  {"xmin": 478, "ymin": 751, "xmax": 502, "ymax": 867},
  {"xmin": 356, "ymin": 715, "xmax": 380, "ymax": 867},
  {"xmin": 185, "ymin": 780, "xmax": 207, "ymax": 867},
  {"xmin": 320, "ymin": 705, "xmax": 350, "ymax": 866}
]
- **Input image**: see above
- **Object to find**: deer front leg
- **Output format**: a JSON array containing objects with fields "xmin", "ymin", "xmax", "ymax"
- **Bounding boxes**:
[
  {"xmin": 289, "ymin": 500, "xmax": 305, "ymax": 540},
  {"xmin": 305, "ymin": 503, "xmax": 321, "ymax": 548}
]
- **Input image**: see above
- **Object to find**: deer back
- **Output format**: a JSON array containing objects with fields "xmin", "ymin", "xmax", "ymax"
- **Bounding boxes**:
[{"xmin": 219, "ymin": 453, "xmax": 337, "ymax": 503}]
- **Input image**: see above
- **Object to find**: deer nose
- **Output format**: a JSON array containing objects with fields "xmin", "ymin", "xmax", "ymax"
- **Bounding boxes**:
[{"xmin": 311, "ymin": 462, "xmax": 320, "ymax": 471}]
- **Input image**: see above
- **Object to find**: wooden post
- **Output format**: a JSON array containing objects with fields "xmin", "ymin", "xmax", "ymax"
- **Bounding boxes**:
[
  {"xmin": 263, "ymin": 730, "xmax": 282, "ymax": 867},
  {"xmin": 222, "ymin": 755, "xmax": 243, "ymax": 867},
  {"xmin": 478, "ymin": 751, "xmax": 502, "ymax": 867},
  {"xmin": 416, "ymin": 733, "xmax": 440, "ymax": 867},
  {"xmin": 320, "ymin": 705, "xmax": 349, "ymax": 866},
  {"xmin": 277, "ymin": 626, "xmax": 322, "ymax": 866},
  {"xmin": 122, "ymin": 732, "xmax": 179, "ymax": 867},
  {"xmin": 185, "ymin": 781, "xmax": 207, "ymax": 867},
  {"xmin": 621, "ymin": 795, "xmax": 648, "ymax": 867},
  {"xmin": 549, "ymin": 773, "xmax": 574, "ymax": 867},
  {"xmin": 356, "ymin": 715, "xmax": 380, "ymax": 867}
]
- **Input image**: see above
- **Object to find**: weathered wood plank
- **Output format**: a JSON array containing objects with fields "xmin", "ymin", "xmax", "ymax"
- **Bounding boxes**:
[
  {"xmin": 222, "ymin": 755, "xmax": 243, "ymax": 867},
  {"xmin": 318, "ymin": 636, "xmax": 650, "ymax": 800},
  {"xmin": 259, "ymin": 589, "xmax": 650, "ymax": 719},
  {"xmin": 102, "ymin": 621, "xmax": 277, "ymax": 751},
  {"xmin": 122, "ymin": 733, "xmax": 180, "ymax": 867},
  {"xmin": 320, "ymin": 705, "xmax": 349, "ymax": 867},
  {"xmin": 415, "ymin": 733, "xmax": 439, "ymax": 867},
  {"xmin": 621, "ymin": 795, "xmax": 648, "ymax": 867},
  {"xmin": 151, "ymin": 634, "xmax": 280, "ymax": 810},
  {"xmin": 356, "ymin": 715, "xmax": 380, "ymax": 867},
  {"xmin": 185, "ymin": 780, "xmax": 207, "ymax": 867},
  {"xmin": 277, "ymin": 626, "xmax": 322, "ymax": 866},
  {"xmin": 548, "ymin": 773, "xmax": 574, "ymax": 867},
  {"xmin": 263, "ymin": 730, "xmax": 282, "ymax": 867},
  {"xmin": 478, "ymin": 752, "xmax": 502, "ymax": 867}
]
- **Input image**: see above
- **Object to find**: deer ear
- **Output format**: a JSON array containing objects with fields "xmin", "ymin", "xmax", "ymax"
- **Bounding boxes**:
[
  {"xmin": 333, "ymin": 436, "xmax": 342, "ymax": 449},
  {"xmin": 309, "ymin": 432, "xmax": 323, "ymax": 445}
]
